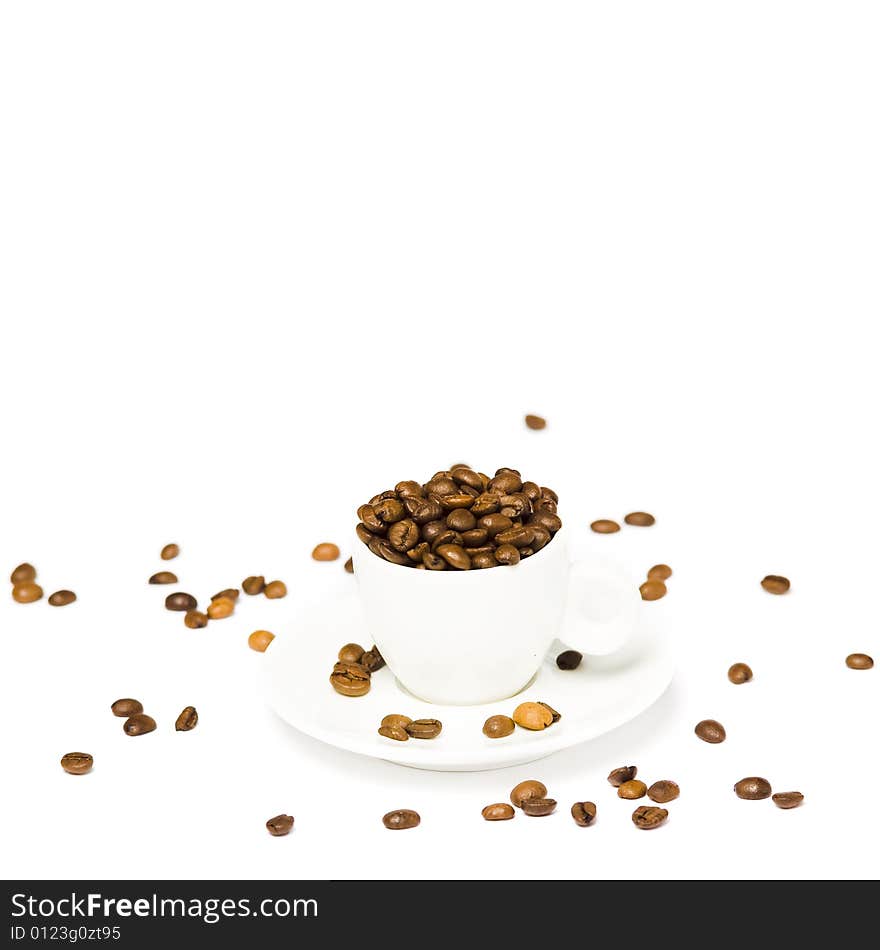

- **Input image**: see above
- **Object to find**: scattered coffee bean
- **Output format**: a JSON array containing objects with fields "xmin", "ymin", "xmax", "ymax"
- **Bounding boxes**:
[
  {"xmin": 647, "ymin": 564, "xmax": 672, "ymax": 581},
  {"xmin": 556, "ymin": 650, "xmax": 582, "ymax": 670},
  {"xmin": 211, "ymin": 588, "xmax": 240, "ymax": 602},
  {"xmin": 639, "ymin": 580, "xmax": 667, "ymax": 601},
  {"xmin": 632, "ymin": 806, "xmax": 668, "ymax": 829},
  {"xmin": 378, "ymin": 724, "xmax": 409, "ymax": 741},
  {"xmin": 846, "ymin": 653, "xmax": 874, "ymax": 670},
  {"xmin": 10, "ymin": 562, "xmax": 36, "ymax": 584},
  {"xmin": 207, "ymin": 596, "xmax": 235, "ymax": 620},
  {"xmin": 248, "ymin": 629, "xmax": 275, "ymax": 652},
  {"xmin": 330, "ymin": 661, "xmax": 371, "ymax": 697},
  {"xmin": 383, "ymin": 809, "xmax": 420, "ymax": 830},
  {"xmin": 571, "ymin": 802, "xmax": 597, "ymax": 826},
  {"xmin": 607, "ymin": 766, "xmax": 638, "ymax": 786},
  {"xmin": 266, "ymin": 814, "xmax": 294, "ymax": 836},
  {"xmin": 344, "ymin": 557, "xmax": 353, "ymax": 574},
  {"xmin": 165, "ymin": 592, "xmax": 197, "ymax": 612},
  {"xmin": 12, "ymin": 583, "xmax": 43, "ymax": 603},
  {"xmin": 618, "ymin": 780, "xmax": 648, "ymax": 800},
  {"xmin": 242, "ymin": 575, "xmax": 265, "ymax": 595},
  {"xmin": 123, "ymin": 714, "xmax": 157, "ymax": 737},
  {"xmin": 338, "ymin": 643, "xmax": 365, "ymax": 664},
  {"xmin": 695, "ymin": 719, "xmax": 726, "ymax": 744},
  {"xmin": 111, "ymin": 698, "xmax": 143, "ymax": 718},
  {"xmin": 510, "ymin": 780, "xmax": 547, "ymax": 808},
  {"xmin": 149, "ymin": 571, "xmax": 178, "ymax": 585},
  {"xmin": 381, "ymin": 714, "xmax": 412, "ymax": 730},
  {"xmin": 512, "ymin": 702, "xmax": 553, "ymax": 731},
  {"xmin": 734, "ymin": 777, "xmax": 772, "ymax": 800},
  {"xmin": 647, "ymin": 780, "xmax": 680, "ymax": 803},
  {"xmin": 264, "ymin": 580, "xmax": 287, "ymax": 599},
  {"xmin": 537, "ymin": 701, "xmax": 561, "ymax": 724},
  {"xmin": 522, "ymin": 798, "xmax": 557, "ymax": 816},
  {"xmin": 405, "ymin": 718, "xmax": 442, "ymax": 739},
  {"xmin": 312, "ymin": 542, "xmax": 340, "ymax": 562},
  {"xmin": 483, "ymin": 715, "xmax": 515, "ymax": 739},
  {"xmin": 184, "ymin": 610, "xmax": 208, "ymax": 629},
  {"xmin": 161, "ymin": 543, "xmax": 179, "ymax": 561},
  {"xmin": 360, "ymin": 647, "xmax": 385, "ymax": 673},
  {"xmin": 761, "ymin": 574, "xmax": 790, "ymax": 595},
  {"xmin": 48, "ymin": 590, "xmax": 76, "ymax": 606},
  {"xmin": 624, "ymin": 512, "xmax": 655, "ymax": 527},
  {"xmin": 482, "ymin": 803, "xmax": 516, "ymax": 821},
  {"xmin": 728, "ymin": 662, "xmax": 753, "ymax": 684},
  {"xmin": 772, "ymin": 791, "xmax": 804, "ymax": 809},
  {"xmin": 60, "ymin": 752, "xmax": 93, "ymax": 775},
  {"xmin": 590, "ymin": 519, "xmax": 620, "ymax": 534},
  {"xmin": 524, "ymin": 414, "xmax": 546, "ymax": 430},
  {"xmin": 175, "ymin": 706, "xmax": 198, "ymax": 731}
]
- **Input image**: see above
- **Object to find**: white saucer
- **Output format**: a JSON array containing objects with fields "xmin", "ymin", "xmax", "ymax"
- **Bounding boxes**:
[{"xmin": 264, "ymin": 588, "xmax": 674, "ymax": 771}]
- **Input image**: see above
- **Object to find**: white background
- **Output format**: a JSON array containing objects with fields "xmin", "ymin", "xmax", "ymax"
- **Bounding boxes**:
[{"xmin": 1, "ymin": 1, "xmax": 878, "ymax": 881}]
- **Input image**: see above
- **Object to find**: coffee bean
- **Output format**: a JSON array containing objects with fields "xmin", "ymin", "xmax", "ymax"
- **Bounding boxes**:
[
  {"xmin": 482, "ymin": 803, "xmax": 516, "ymax": 821},
  {"xmin": 695, "ymin": 719, "xmax": 726, "ymax": 744},
  {"xmin": 471, "ymin": 552, "xmax": 497, "ymax": 569},
  {"xmin": 207, "ymin": 596, "xmax": 235, "ymax": 620},
  {"xmin": 451, "ymin": 467, "xmax": 483, "ymax": 491},
  {"xmin": 242, "ymin": 575, "xmax": 265, "ymax": 595},
  {"xmin": 556, "ymin": 650, "xmax": 582, "ymax": 670},
  {"xmin": 647, "ymin": 564, "xmax": 672, "ymax": 581},
  {"xmin": 374, "ymin": 498, "xmax": 406, "ymax": 523},
  {"xmin": 165, "ymin": 592, "xmax": 197, "ymax": 612},
  {"xmin": 360, "ymin": 647, "xmax": 385, "ymax": 673},
  {"xmin": 632, "ymin": 806, "xmax": 668, "ymax": 829},
  {"xmin": 175, "ymin": 706, "xmax": 198, "ymax": 731},
  {"xmin": 123, "ymin": 714, "xmax": 157, "ymax": 736},
  {"xmin": 264, "ymin": 580, "xmax": 287, "ymax": 599},
  {"xmin": 512, "ymin": 702, "xmax": 552, "ymax": 730},
  {"xmin": 10, "ymin": 562, "xmax": 36, "ymax": 584},
  {"xmin": 571, "ymin": 802, "xmax": 597, "ymax": 826},
  {"xmin": 372, "ymin": 538, "xmax": 413, "ymax": 565},
  {"xmin": 728, "ymin": 662, "xmax": 753, "ymax": 684},
  {"xmin": 494, "ymin": 544, "xmax": 520, "ymax": 566},
  {"xmin": 446, "ymin": 509, "xmax": 476, "ymax": 533},
  {"xmin": 495, "ymin": 526, "xmax": 534, "ymax": 548},
  {"xmin": 266, "ymin": 814, "xmax": 294, "ymax": 836},
  {"xmin": 395, "ymin": 480, "xmax": 425, "ymax": 498},
  {"xmin": 60, "ymin": 752, "xmax": 93, "ymax": 775},
  {"xmin": 471, "ymin": 493, "xmax": 501, "ymax": 516},
  {"xmin": 435, "ymin": 544, "xmax": 471, "ymax": 570},
  {"xmin": 383, "ymin": 809, "xmax": 420, "ymax": 830},
  {"xmin": 358, "ymin": 504, "xmax": 385, "ymax": 533},
  {"xmin": 312, "ymin": 542, "xmax": 340, "ymax": 562},
  {"xmin": 211, "ymin": 588, "xmax": 240, "ymax": 602},
  {"xmin": 149, "ymin": 571, "xmax": 178, "ymax": 585},
  {"xmin": 405, "ymin": 497, "xmax": 444, "ymax": 524},
  {"xmin": 590, "ymin": 519, "xmax": 620, "ymax": 534},
  {"xmin": 461, "ymin": 528, "xmax": 490, "ymax": 548},
  {"xmin": 161, "ymin": 543, "xmax": 179, "ymax": 560},
  {"xmin": 761, "ymin": 574, "xmax": 790, "ymax": 595},
  {"xmin": 647, "ymin": 780, "xmax": 680, "ymax": 803},
  {"xmin": 48, "ymin": 590, "xmax": 76, "ymax": 606},
  {"xmin": 12, "ymin": 583, "xmax": 42, "ymax": 603},
  {"xmin": 624, "ymin": 511, "xmax": 655, "ymax": 527},
  {"xmin": 425, "ymin": 476, "xmax": 457, "ymax": 497},
  {"xmin": 440, "ymin": 494, "xmax": 477, "ymax": 511},
  {"xmin": 525, "ymin": 414, "xmax": 546, "ymax": 430},
  {"xmin": 607, "ymin": 765, "xmax": 637, "ymax": 786},
  {"xmin": 405, "ymin": 718, "xmax": 442, "ymax": 739},
  {"xmin": 422, "ymin": 552, "xmax": 445, "ymax": 570},
  {"xmin": 618, "ymin": 780, "xmax": 648, "ymax": 800},
  {"xmin": 488, "ymin": 472, "xmax": 522, "ymax": 494},
  {"xmin": 184, "ymin": 610, "xmax": 208, "ymax": 629},
  {"xmin": 482, "ymin": 715, "xmax": 515, "ymax": 739},
  {"xmin": 772, "ymin": 791, "xmax": 804, "ymax": 809},
  {"xmin": 510, "ymin": 780, "xmax": 547, "ymax": 808},
  {"xmin": 344, "ymin": 557, "xmax": 353, "ymax": 573},
  {"xmin": 499, "ymin": 493, "xmax": 530, "ymax": 519},
  {"xmin": 338, "ymin": 643, "xmax": 365, "ymax": 664},
  {"xmin": 330, "ymin": 661, "xmax": 371, "ymax": 697},
  {"xmin": 734, "ymin": 777, "xmax": 772, "ymax": 800},
  {"xmin": 381, "ymin": 714, "xmax": 412, "ymax": 730},
  {"xmin": 111, "ymin": 698, "xmax": 143, "ymax": 717},
  {"xmin": 522, "ymin": 798, "xmax": 557, "ymax": 816},
  {"xmin": 248, "ymin": 629, "xmax": 275, "ymax": 652},
  {"xmin": 478, "ymin": 514, "xmax": 512, "ymax": 537},
  {"xmin": 378, "ymin": 724, "xmax": 409, "ymax": 741},
  {"xmin": 846, "ymin": 653, "xmax": 874, "ymax": 670},
  {"xmin": 388, "ymin": 519, "xmax": 420, "ymax": 552},
  {"xmin": 530, "ymin": 510, "xmax": 562, "ymax": 534},
  {"xmin": 537, "ymin": 701, "xmax": 561, "ymax": 724},
  {"xmin": 639, "ymin": 580, "xmax": 667, "ymax": 601}
]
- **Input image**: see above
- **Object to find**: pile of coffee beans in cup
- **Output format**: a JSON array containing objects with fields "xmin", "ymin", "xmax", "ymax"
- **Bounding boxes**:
[
  {"xmin": 355, "ymin": 465, "xmax": 561, "ymax": 570},
  {"xmin": 330, "ymin": 642, "xmax": 385, "ymax": 697},
  {"xmin": 10, "ymin": 562, "xmax": 76, "ymax": 607}
]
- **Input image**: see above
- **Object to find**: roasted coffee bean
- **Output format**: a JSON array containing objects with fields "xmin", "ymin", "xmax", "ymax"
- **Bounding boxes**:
[
  {"xmin": 590, "ymin": 519, "xmax": 620, "ymax": 534},
  {"xmin": 499, "ymin": 494, "xmax": 530, "ymax": 518},
  {"xmin": 537, "ymin": 701, "xmax": 561, "ymax": 724},
  {"xmin": 521, "ymin": 481, "xmax": 540, "ymax": 501},
  {"xmin": 374, "ymin": 498, "xmax": 405, "ymax": 523},
  {"xmin": 846, "ymin": 653, "xmax": 874, "ymax": 670},
  {"xmin": 383, "ymin": 809, "xmax": 420, "ymax": 830},
  {"xmin": 529, "ymin": 526, "xmax": 551, "ymax": 550},
  {"xmin": 357, "ymin": 504, "xmax": 385, "ymax": 533},
  {"xmin": 12, "ymin": 582, "xmax": 42, "ymax": 603},
  {"xmin": 540, "ymin": 486, "xmax": 558, "ymax": 503},
  {"xmin": 344, "ymin": 557, "xmax": 354, "ymax": 573},
  {"xmin": 266, "ymin": 814, "xmax": 294, "ymax": 836},
  {"xmin": 624, "ymin": 511, "xmax": 655, "ymax": 527},
  {"xmin": 618, "ymin": 780, "xmax": 648, "ymax": 800},
  {"xmin": 607, "ymin": 765, "xmax": 637, "ymax": 786},
  {"xmin": 772, "ymin": 791, "xmax": 804, "ymax": 809},
  {"xmin": 405, "ymin": 497, "xmax": 444, "ymax": 524},
  {"xmin": 312, "ymin": 542, "xmax": 340, "ymax": 561},
  {"xmin": 420, "ymin": 520, "xmax": 446, "ymax": 543},
  {"xmin": 488, "ymin": 472, "xmax": 522, "ymax": 494},
  {"xmin": 378, "ymin": 724, "xmax": 409, "ymax": 741},
  {"xmin": 522, "ymin": 797, "xmax": 557, "ymax": 816},
  {"xmin": 734, "ymin": 777, "xmax": 772, "ymax": 800},
  {"xmin": 639, "ymin": 580, "xmax": 667, "ymax": 601},
  {"xmin": 478, "ymin": 514, "xmax": 513, "ymax": 537},
  {"xmin": 632, "ymin": 806, "xmax": 668, "ymax": 829},
  {"xmin": 446, "ymin": 508, "xmax": 476, "ymax": 532},
  {"xmin": 513, "ymin": 702, "xmax": 553, "ymax": 730},
  {"xmin": 482, "ymin": 803, "xmax": 515, "ymax": 821},
  {"xmin": 371, "ymin": 538, "xmax": 412, "ymax": 565},
  {"xmin": 111, "ymin": 698, "xmax": 143, "ymax": 718},
  {"xmin": 248, "ymin": 629, "xmax": 275, "ymax": 652},
  {"xmin": 161, "ymin": 543, "xmax": 179, "ymax": 560},
  {"xmin": 207, "ymin": 596, "xmax": 235, "ymax": 620},
  {"xmin": 648, "ymin": 780, "xmax": 680, "ymax": 803},
  {"xmin": 10, "ymin": 562, "xmax": 36, "ymax": 584},
  {"xmin": 149, "ymin": 571, "xmax": 178, "ymax": 585},
  {"xmin": 435, "ymin": 544, "xmax": 471, "ymax": 570},
  {"xmin": 330, "ymin": 661, "xmax": 371, "ymax": 697},
  {"xmin": 360, "ymin": 647, "xmax": 385, "ymax": 673},
  {"xmin": 695, "ymin": 719, "xmax": 726, "ymax": 744},
  {"xmin": 388, "ymin": 519, "xmax": 420, "ymax": 551},
  {"xmin": 407, "ymin": 542, "xmax": 430, "ymax": 563},
  {"xmin": 647, "ymin": 564, "xmax": 672, "ymax": 581},
  {"xmin": 165, "ymin": 592, "xmax": 197, "ymax": 612},
  {"xmin": 242, "ymin": 575, "xmax": 265, "ymax": 595},
  {"xmin": 184, "ymin": 610, "xmax": 208, "ymax": 629},
  {"xmin": 470, "ymin": 493, "xmax": 501, "ymax": 516},
  {"xmin": 519, "ymin": 547, "xmax": 535, "ymax": 558},
  {"xmin": 264, "ymin": 580, "xmax": 287, "ymax": 599},
  {"xmin": 571, "ymin": 802, "xmax": 597, "ymax": 826},
  {"xmin": 356, "ymin": 523, "xmax": 374, "ymax": 544},
  {"xmin": 728, "ymin": 662, "xmax": 753, "ymax": 684},
  {"xmin": 175, "ymin": 706, "xmax": 198, "ymax": 731},
  {"xmin": 461, "ymin": 528, "xmax": 489, "ymax": 548},
  {"xmin": 48, "ymin": 589, "xmax": 76, "ymax": 606},
  {"xmin": 381, "ymin": 714, "xmax": 412, "ymax": 730},
  {"xmin": 422, "ymin": 552, "xmax": 446, "ymax": 570},
  {"xmin": 556, "ymin": 650, "xmax": 582, "ymax": 670},
  {"xmin": 494, "ymin": 544, "xmax": 520, "ymax": 566},
  {"xmin": 425, "ymin": 476, "xmax": 457, "ymax": 497},
  {"xmin": 338, "ymin": 643, "xmax": 365, "ymax": 664},
  {"xmin": 212, "ymin": 588, "xmax": 240, "ymax": 602},
  {"xmin": 483, "ymin": 715, "xmax": 515, "ymax": 739},
  {"xmin": 440, "ymin": 493, "xmax": 477, "ymax": 511},
  {"xmin": 395, "ymin": 480, "xmax": 425, "ymax": 498},
  {"xmin": 123, "ymin": 714, "xmax": 157, "ymax": 737},
  {"xmin": 60, "ymin": 752, "xmax": 93, "ymax": 775},
  {"xmin": 405, "ymin": 718, "xmax": 442, "ymax": 739},
  {"xmin": 510, "ymin": 780, "xmax": 547, "ymax": 808},
  {"xmin": 525, "ymin": 414, "xmax": 546, "ymax": 430},
  {"xmin": 761, "ymin": 574, "xmax": 790, "ymax": 595},
  {"xmin": 451, "ymin": 467, "xmax": 483, "ymax": 491},
  {"xmin": 495, "ymin": 526, "xmax": 534, "ymax": 548},
  {"xmin": 472, "ymin": 552, "xmax": 496, "ymax": 569},
  {"xmin": 530, "ymin": 510, "xmax": 562, "ymax": 534}
]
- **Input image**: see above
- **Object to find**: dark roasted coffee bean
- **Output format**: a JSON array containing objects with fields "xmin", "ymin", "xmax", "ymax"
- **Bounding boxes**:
[
  {"xmin": 530, "ymin": 510, "xmax": 562, "ymax": 534},
  {"xmin": 632, "ymin": 806, "xmax": 668, "ymax": 829},
  {"xmin": 383, "ymin": 809, "xmax": 420, "ymax": 830},
  {"xmin": 435, "ymin": 544, "xmax": 471, "ymax": 570},
  {"xmin": 479, "ymin": 514, "xmax": 513, "ymax": 537},
  {"xmin": 639, "ymin": 580, "xmax": 667, "ymax": 601},
  {"xmin": 618, "ymin": 780, "xmax": 648, "ymax": 800},
  {"xmin": 494, "ymin": 544, "xmax": 520, "ymax": 566},
  {"xmin": 184, "ymin": 610, "xmax": 208, "ymax": 629},
  {"xmin": 338, "ymin": 642, "xmax": 365, "ymax": 664},
  {"xmin": 482, "ymin": 803, "xmax": 515, "ymax": 821},
  {"xmin": 728, "ymin": 662, "xmax": 753, "ymax": 684},
  {"xmin": 266, "ymin": 814, "xmax": 294, "ymax": 836},
  {"xmin": 772, "ymin": 791, "xmax": 804, "ymax": 809},
  {"xmin": 330, "ymin": 661, "xmax": 371, "ymax": 697},
  {"xmin": 12, "ymin": 582, "xmax": 42, "ymax": 603},
  {"xmin": 165, "ymin": 592, "xmax": 197, "ymax": 612},
  {"xmin": 647, "ymin": 780, "xmax": 680, "ymax": 803},
  {"xmin": 150, "ymin": 571, "xmax": 178, "ymax": 584},
  {"xmin": 422, "ymin": 552, "xmax": 445, "ymax": 570},
  {"xmin": 761, "ymin": 574, "xmax": 790, "ymax": 594},
  {"xmin": 111, "ymin": 698, "xmax": 143, "ymax": 717},
  {"xmin": 470, "ymin": 492, "xmax": 501, "ymax": 516},
  {"xmin": 695, "ymin": 719, "xmax": 726, "ymax": 743},
  {"xmin": 446, "ymin": 508, "xmax": 476, "ymax": 532},
  {"xmin": 472, "ymin": 551, "xmax": 496, "ymax": 569},
  {"xmin": 405, "ymin": 718, "xmax": 442, "ymax": 739},
  {"xmin": 460, "ymin": 528, "xmax": 489, "ymax": 548},
  {"xmin": 123, "ymin": 714, "xmax": 157, "ymax": 736},
  {"xmin": 357, "ymin": 504, "xmax": 385, "ymax": 533},
  {"xmin": 248, "ymin": 629, "xmax": 275, "ymax": 652},
  {"xmin": 10, "ymin": 562, "xmax": 36, "ymax": 584},
  {"xmin": 381, "ymin": 714, "xmax": 412, "ymax": 729},
  {"xmin": 525, "ymin": 414, "xmax": 546, "ymax": 430},
  {"xmin": 647, "ymin": 564, "xmax": 672, "ymax": 580},
  {"xmin": 388, "ymin": 519, "xmax": 420, "ymax": 551},
  {"xmin": 556, "ymin": 650, "xmax": 582, "ymax": 670},
  {"xmin": 374, "ymin": 497, "xmax": 405, "ymax": 523},
  {"xmin": 242, "ymin": 575, "xmax": 265, "ymax": 595},
  {"xmin": 378, "ymin": 724, "xmax": 409, "ymax": 741},
  {"xmin": 624, "ymin": 511, "xmax": 655, "ymax": 526},
  {"xmin": 312, "ymin": 542, "xmax": 340, "ymax": 561},
  {"xmin": 60, "ymin": 752, "xmax": 93, "ymax": 775},
  {"xmin": 264, "ymin": 580, "xmax": 287, "ymax": 598},
  {"xmin": 590, "ymin": 519, "xmax": 620, "ymax": 534},
  {"xmin": 175, "ymin": 706, "xmax": 198, "ymax": 731},
  {"xmin": 734, "ymin": 777, "xmax": 772, "ymax": 800},
  {"xmin": 361, "ymin": 646, "xmax": 385, "ymax": 673},
  {"xmin": 488, "ymin": 472, "xmax": 522, "ymax": 494},
  {"xmin": 211, "ymin": 588, "xmax": 239, "ymax": 602},
  {"xmin": 522, "ymin": 797, "xmax": 557, "ymax": 816},
  {"xmin": 571, "ymin": 801, "xmax": 597, "ymax": 826},
  {"xmin": 395, "ymin": 480, "xmax": 425, "ymax": 499},
  {"xmin": 846, "ymin": 653, "xmax": 874, "ymax": 670},
  {"xmin": 495, "ymin": 525, "xmax": 534, "ymax": 548},
  {"xmin": 607, "ymin": 765, "xmax": 637, "ymax": 786},
  {"xmin": 344, "ymin": 557, "xmax": 353, "ymax": 573},
  {"xmin": 483, "ymin": 715, "xmax": 515, "ymax": 739},
  {"xmin": 451, "ymin": 467, "xmax": 483, "ymax": 491},
  {"xmin": 538, "ymin": 701, "xmax": 561, "ymax": 724},
  {"xmin": 48, "ymin": 589, "xmax": 76, "ymax": 606},
  {"xmin": 161, "ymin": 543, "xmax": 179, "ymax": 560},
  {"xmin": 207, "ymin": 596, "xmax": 235, "ymax": 619},
  {"xmin": 510, "ymin": 780, "xmax": 547, "ymax": 807}
]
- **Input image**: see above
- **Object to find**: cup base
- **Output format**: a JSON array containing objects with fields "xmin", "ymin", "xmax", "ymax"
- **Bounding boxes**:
[{"xmin": 391, "ymin": 670, "xmax": 540, "ymax": 707}]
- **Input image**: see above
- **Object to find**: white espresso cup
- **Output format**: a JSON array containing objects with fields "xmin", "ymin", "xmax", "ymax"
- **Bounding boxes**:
[{"xmin": 352, "ymin": 526, "xmax": 640, "ymax": 705}]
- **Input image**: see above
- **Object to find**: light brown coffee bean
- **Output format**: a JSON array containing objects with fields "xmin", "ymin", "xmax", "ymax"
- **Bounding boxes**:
[
  {"xmin": 607, "ymin": 765, "xmax": 637, "ymax": 786},
  {"xmin": 510, "ymin": 780, "xmax": 547, "ymax": 808},
  {"xmin": 556, "ymin": 650, "xmax": 582, "ymax": 670},
  {"xmin": 338, "ymin": 643, "xmax": 365, "ymax": 664},
  {"xmin": 624, "ymin": 511, "xmax": 655, "ymax": 526},
  {"xmin": 149, "ymin": 571, "xmax": 178, "ymax": 585},
  {"xmin": 647, "ymin": 564, "xmax": 672, "ymax": 581},
  {"xmin": 734, "ymin": 777, "xmax": 772, "ymax": 800},
  {"xmin": 695, "ymin": 719, "xmax": 726, "ymax": 743},
  {"xmin": 483, "ymin": 715, "xmax": 515, "ymax": 739},
  {"xmin": 632, "ymin": 806, "xmax": 668, "ymax": 829},
  {"xmin": 242, "ymin": 575, "xmax": 265, "ymax": 595},
  {"xmin": 435, "ymin": 544, "xmax": 471, "ymax": 570},
  {"xmin": 571, "ymin": 802, "xmax": 597, "ymax": 826},
  {"xmin": 60, "ymin": 752, "xmax": 93, "ymax": 775},
  {"xmin": 48, "ymin": 590, "xmax": 76, "ymax": 606},
  {"xmin": 161, "ymin": 543, "xmax": 179, "ymax": 560},
  {"xmin": 728, "ymin": 662, "xmax": 753, "ymax": 684},
  {"xmin": 344, "ymin": 557, "xmax": 353, "ymax": 573},
  {"xmin": 405, "ymin": 718, "xmax": 442, "ymax": 739},
  {"xmin": 111, "ymin": 698, "xmax": 143, "ymax": 718},
  {"xmin": 312, "ymin": 542, "xmax": 340, "ymax": 561},
  {"xmin": 647, "ymin": 781, "xmax": 680, "ymax": 803},
  {"xmin": 175, "ymin": 706, "xmax": 198, "ymax": 731},
  {"xmin": 12, "ymin": 583, "xmax": 43, "ymax": 604},
  {"xmin": 374, "ymin": 497, "xmax": 406, "ymax": 523},
  {"xmin": 123, "ymin": 714, "xmax": 157, "ymax": 737},
  {"xmin": 165, "ymin": 592, "xmax": 196, "ymax": 611},
  {"xmin": 378, "ymin": 724, "xmax": 409, "ymax": 741},
  {"xmin": 266, "ymin": 814, "xmax": 294, "ymax": 836},
  {"xmin": 639, "ymin": 580, "xmax": 667, "ymax": 601},
  {"xmin": 846, "ymin": 653, "xmax": 874, "ymax": 670},
  {"xmin": 184, "ymin": 610, "xmax": 208, "ymax": 629},
  {"xmin": 211, "ymin": 588, "xmax": 240, "ymax": 602},
  {"xmin": 522, "ymin": 797, "xmax": 557, "ymax": 816},
  {"xmin": 388, "ymin": 519, "xmax": 420, "ymax": 552},
  {"xmin": 772, "ymin": 791, "xmax": 804, "ymax": 809},
  {"xmin": 524, "ymin": 414, "xmax": 546, "ymax": 430},
  {"xmin": 482, "ymin": 803, "xmax": 516, "ymax": 821},
  {"xmin": 537, "ymin": 701, "xmax": 561, "ymax": 724},
  {"xmin": 360, "ymin": 647, "xmax": 385, "ymax": 673},
  {"xmin": 381, "ymin": 714, "xmax": 412, "ymax": 730},
  {"xmin": 264, "ymin": 580, "xmax": 287, "ymax": 599},
  {"xmin": 512, "ymin": 702, "xmax": 553, "ymax": 731},
  {"xmin": 618, "ymin": 780, "xmax": 648, "ymax": 800},
  {"xmin": 590, "ymin": 519, "xmax": 620, "ymax": 534},
  {"xmin": 494, "ymin": 544, "xmax": 520, "ymax": 566},
  {"xmin": 207, "ymin": 596, "xmax": 235, "ymax": 620},
  {"xmin": 761, "ymin": 574, "xmax": 790, "ymax": 594},
  {"xmin": 330, "ymin": 661, "xmax": 371, "ymax": 697},
  {"xmin": 10, "ymin": 562, "xmax": 36, "ymax": 584},
  {"xmin": 383, "ymin": 809, "xmax": 420, "ymax": 830},
  {"xmin": 248, "ymin": 629, "xmax": 275, "ymax": 652}
]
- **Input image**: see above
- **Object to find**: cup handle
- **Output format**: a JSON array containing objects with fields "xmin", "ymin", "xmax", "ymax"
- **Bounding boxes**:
[{"xmin": 559, "ymin": 557, "xmax": 641, "ymax": 656}]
